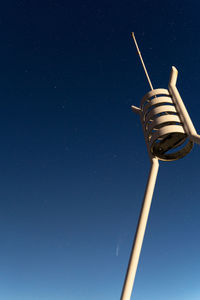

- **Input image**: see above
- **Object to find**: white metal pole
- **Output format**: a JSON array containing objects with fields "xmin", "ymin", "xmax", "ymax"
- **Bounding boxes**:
[{"xmin": 120, "ymin": 157, "xmax": 159, "ymax": 300}]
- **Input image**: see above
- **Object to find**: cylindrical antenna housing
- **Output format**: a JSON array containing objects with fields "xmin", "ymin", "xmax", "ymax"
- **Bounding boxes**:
[
  {"xmin": 138, "ymin": 88, "xmax": 193, "ymax": 161},
  {"xmin": 131, "ymin": 33, "xmax": 194, "ymax": 161}
]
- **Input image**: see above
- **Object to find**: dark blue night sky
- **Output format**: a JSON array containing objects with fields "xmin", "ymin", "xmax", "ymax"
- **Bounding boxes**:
[{"xmin": 1, "ymin": 1, "xmax": 200, "ymax": 299}]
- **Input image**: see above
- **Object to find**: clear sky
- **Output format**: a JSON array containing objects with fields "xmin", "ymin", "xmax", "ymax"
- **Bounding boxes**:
[{"xmin": 1, "ymin": 0, "xmax": 200, "ymax": 299}]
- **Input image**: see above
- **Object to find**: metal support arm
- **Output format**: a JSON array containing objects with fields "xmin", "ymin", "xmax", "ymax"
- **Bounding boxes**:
[
  {"xmin": 169, "ymin": 66, "xmax": 200, "ymax": 144},
  {"xmin": 120, "ymin": 157, "xmax": 159, "ymax": 300}
]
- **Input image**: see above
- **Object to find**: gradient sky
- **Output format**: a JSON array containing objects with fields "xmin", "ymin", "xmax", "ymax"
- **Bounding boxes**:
[{"xmin": 1, "ymin": 1, "xmax": 200, "ymax": 299}]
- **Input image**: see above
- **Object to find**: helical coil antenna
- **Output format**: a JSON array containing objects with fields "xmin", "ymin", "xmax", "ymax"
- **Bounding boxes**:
[
  {"xmin": 131, "ymin": 32, "xmax": 193, "ymax": 161},
  {"xmin": 140, "ymin": 88, "xmax": 193, "ymax": 161},
  {"xmin": 120, "ymin": 33, "xmax": 200, "ymax": 300}
]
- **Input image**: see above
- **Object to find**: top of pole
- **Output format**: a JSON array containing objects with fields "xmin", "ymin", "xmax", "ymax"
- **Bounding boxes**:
[{"xmin": 131, "ymin": 32, "xmax": 154, "ymax": 91}]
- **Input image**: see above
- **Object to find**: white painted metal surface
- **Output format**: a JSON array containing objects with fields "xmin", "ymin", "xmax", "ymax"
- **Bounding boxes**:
[
  {"xmin": 134, "ymin": 87, "xmax": 194, "ymax": 161},
  {"xmin": 120, "ymin": 33, "xmax": 200, "ymax": 300},
  {"xmin": 169, "ymin": 66, "xmax": 200, "ymax": 144},
  {"xmin": 120, "ymin": 158, "xmax": 159, "ymax": 300}
]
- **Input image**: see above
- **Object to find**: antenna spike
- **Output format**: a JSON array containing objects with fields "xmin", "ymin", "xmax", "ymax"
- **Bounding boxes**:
[{"xmin": 131, "ymin": 32, "xmax": 154, "ymax": 91}]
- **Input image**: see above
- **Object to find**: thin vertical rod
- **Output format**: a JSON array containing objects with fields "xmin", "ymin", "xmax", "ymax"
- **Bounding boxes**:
[
  {"xmin": 132, "ymin": 32, "xmax": 154, "ymax": 91},
  {"xmin": 168, "ymin": 66, "xmax": 200, "ymax": 144},
  {"xmin": 120, "ymin": 157, "xmax": 159, "ymax": 300},
  {"xmin": 168, "ymin": 66, "xmax": 197, "ymax": 137}
]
